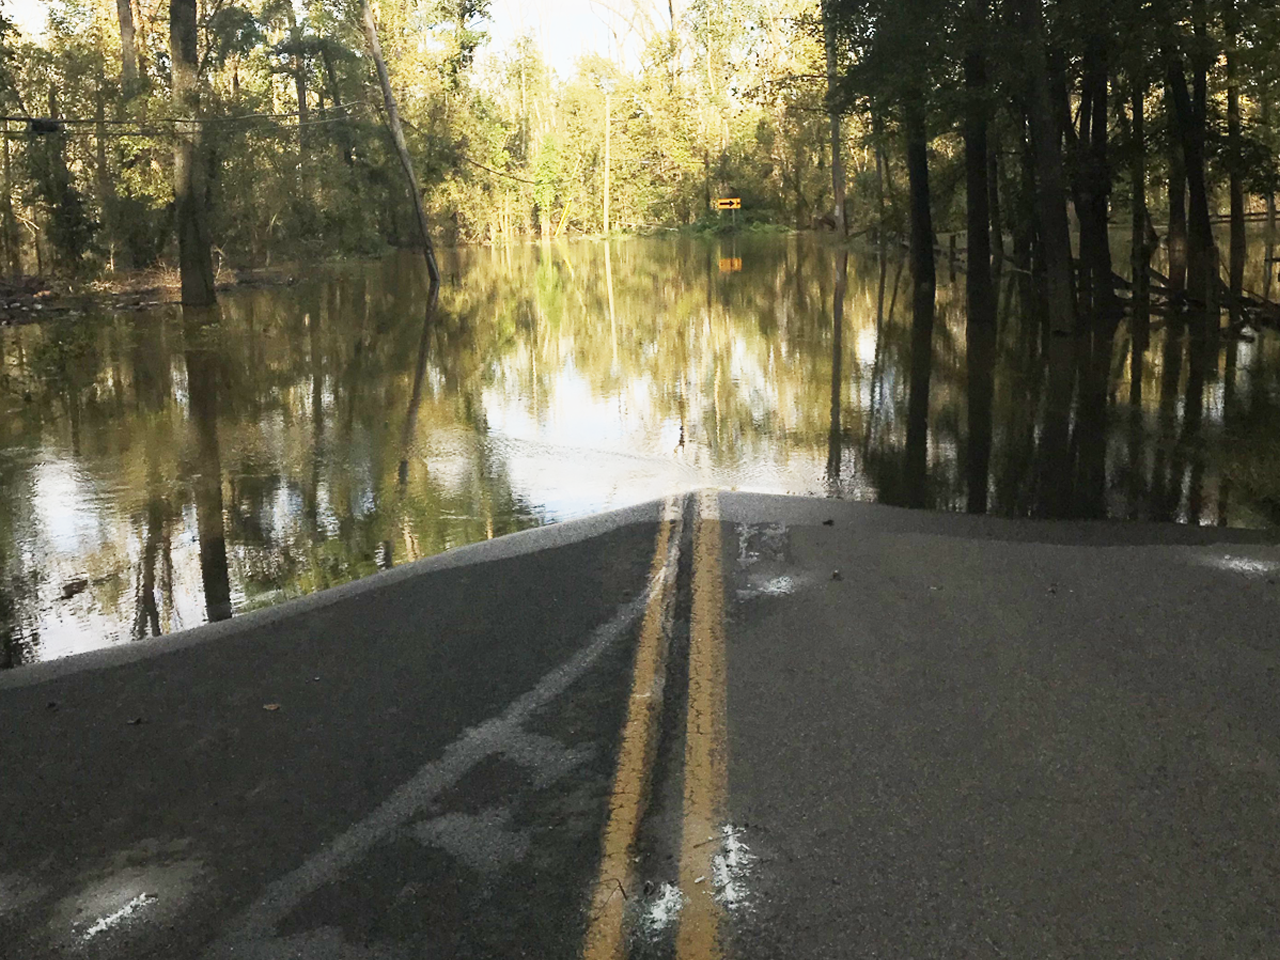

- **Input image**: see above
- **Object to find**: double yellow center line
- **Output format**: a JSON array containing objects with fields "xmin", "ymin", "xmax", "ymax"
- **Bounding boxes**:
[{"xmin": 582, "ymin": 490, "xmax": 730, "ymax": 960}]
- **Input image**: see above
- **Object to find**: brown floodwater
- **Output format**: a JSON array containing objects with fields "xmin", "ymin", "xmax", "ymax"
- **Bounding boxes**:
[{"xmin": 2, "ymin": 234, "xmax": 1278, "ymax": 667}]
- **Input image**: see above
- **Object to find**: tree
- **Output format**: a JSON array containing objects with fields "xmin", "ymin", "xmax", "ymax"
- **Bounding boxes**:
[
  {"xmin": 170, "ymin": 0, "xmax": 216, "ymax": 305},
  {"xmin": 361, "ymin": 0, "xmax": 441, "ymax": 289}
]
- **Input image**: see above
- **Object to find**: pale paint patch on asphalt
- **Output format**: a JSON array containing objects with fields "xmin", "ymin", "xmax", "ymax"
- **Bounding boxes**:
[
  {"xmin": 203, "ymin": 543, "xmax": 670, "ymax": 959},
  {"xmin": 1195, "ymin": 552, "xmax": 1280, "ymax": 577},
  {"xmin": 642, "ymin": 882, "xmax": 686, "ymax": 937},
  {"xmin": 411, "ymin": 807, "xmax": 531, "ymax": 875},
  {"xmin": 711, "ymin": 826, "xmax": 755, "ymax": 910},
  {"xmin": 48, "ymin": 851, "xmax": 204, "ymax": 952},
  {"xmin": 83, "ymin": 893, "xmax": 156, "ymax": 940}
]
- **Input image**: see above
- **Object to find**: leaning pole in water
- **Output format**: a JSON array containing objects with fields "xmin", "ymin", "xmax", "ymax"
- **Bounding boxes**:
[{"xmin": 360, "ymin": 0, "xmax": 442, "ymax": 295}]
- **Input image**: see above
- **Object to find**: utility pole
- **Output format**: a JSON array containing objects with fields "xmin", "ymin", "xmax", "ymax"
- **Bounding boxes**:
[{"xmin": 602, "ymin": 81, "xmax": 612, "ymax": 235}]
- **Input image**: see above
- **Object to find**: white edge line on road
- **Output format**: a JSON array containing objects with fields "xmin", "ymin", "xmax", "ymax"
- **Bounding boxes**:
[
  {"xmin": 1, "ymin": 497, "xmax": 677, "ymax": 690},
  {"xmin": 202, "ymin": 510, "xmax": 684, "ymax": 959}
]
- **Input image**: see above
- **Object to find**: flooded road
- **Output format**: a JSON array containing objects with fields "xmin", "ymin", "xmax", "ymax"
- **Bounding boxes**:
[{"xmin": 2, "ymin": 235, "xmax": 1279, "ymax": 666}]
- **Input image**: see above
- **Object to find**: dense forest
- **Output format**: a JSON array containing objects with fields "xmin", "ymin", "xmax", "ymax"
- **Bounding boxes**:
[
  {"xmin": 0, "ymin": 0, "xmax": 836, "ymax": 277},
  {"xmin": 4, "ymin": 1, "xmax": 1279, "ymax": 307}
]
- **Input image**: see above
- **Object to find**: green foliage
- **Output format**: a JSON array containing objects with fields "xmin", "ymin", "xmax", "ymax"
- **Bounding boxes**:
[
  {"xmin": 24, "ymin": 126, "xmax": 98, "ymax": 271},
  {"xmin": 2, "ymin": 0, "xmax": 1274, "ymax": 278}
]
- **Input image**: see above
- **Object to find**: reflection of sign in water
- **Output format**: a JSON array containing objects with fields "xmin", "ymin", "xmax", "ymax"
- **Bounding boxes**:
[
  {"xmin": 719, "ymin": 258, "xmax": 743, "ymax": 273},
  {"xmin": 714, "ymin": 198, "xmax": 742, "ymax": 210}
]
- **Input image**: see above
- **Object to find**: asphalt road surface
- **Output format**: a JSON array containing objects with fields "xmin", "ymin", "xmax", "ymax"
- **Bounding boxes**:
[{"xmin": 2, "ymin": 492, "xmax": 1279, "ymax": 959}]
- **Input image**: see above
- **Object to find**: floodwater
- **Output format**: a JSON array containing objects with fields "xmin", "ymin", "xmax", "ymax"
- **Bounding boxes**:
[{"xmin": 2, "ymin": 235, "xmax": 1278, "ymax": 666}]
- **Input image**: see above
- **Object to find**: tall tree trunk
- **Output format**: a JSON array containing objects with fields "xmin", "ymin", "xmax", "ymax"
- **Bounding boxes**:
[
  {"xmin": 826, "ymin": 250, "xmax": 847, "ymax": 486},
  {"xmin": 988, "ymin": 112, "xmax": 1003, "ymax": 275},
  {"xmin": 603, "ymin": 86, "xmax": 611, "ymax": 234},
  {"xmin": 904, "ymin": 89, "xmax": 935, "ymax": 510},
  {"xmin": 964, "ymin": 0, "xmax": 994, "ymax": 328},
  {"xmin": 1013, "ymin": 0, "xmax": 1074, "ymax": 337},
  {"xmin": 170, "ymin": 0, "xmax": 216, "ymax": 306},
  {"xmin": 1079, "ymin": 37, "xmax": 1114, "ymax": 318},
  {"xmin": 1167, "ymin": 117, "xmax": 1188, "ymax": 294},
  {"xmin": 1225, "ymin": 0, "xmax": 1245, "ymax": 326},
  {"xmin": 1266, "ymin": 96, "xmax": 1277, "ymax": 233},
  {"xmin": 1130, "ymin": 73, "xmax": 1150, "ymax": 404},
  {"xmin": 1, "ymin": 119, "xmax": 16, "ymax": 275},
  {"xmin": 1013, "ymin": 0, "xmax": 1075, "ymax": 516},
  {"xmin": 964, "ymin": 0, "xmax": 996, "ymax": 514},
  {"xmin": 95, "ymin": 80, "xmax": 120, "ymax": 271},
  {"xmin": 873, "ymin": 112, "xmax": 888, "ymax": 241},
  {"xmin": 360, "ymin": 0, "xmax": 441, "ymax": 288},
  {"xmin": 321, "ymin": 47, "xmax": 354, "ymax": 166},
  {"xmin": 117, "ymin": 0, "xmax": 137, "ymax": 88},
  {"xmin": 821, "ymin": 0, "xmax": 846, "ymax": 235},
  {"xmin": 284, "ymin": 8, "xmax": 309, "ymax": 124},
  {"xmin": 1013, "ymin": 109, "xmax": 1035, "ymax": 275},
  {"xmin": 1265, "ymin": 97, "xmax": 1276, "ymax": 302},
  {"xmin": 1167, "ymin": 55, "xmax": 1216, "ymax": 314}
]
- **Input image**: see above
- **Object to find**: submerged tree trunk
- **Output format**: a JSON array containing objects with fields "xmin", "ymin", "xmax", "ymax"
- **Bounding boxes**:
[
  {"xmin": 826, "ymin": 250, "xmax": 847, "ymax": 487},
  {"xmin": 988, "ymin": 113, "xmax": 1003, "ymax": 274},
  {"xmin": 964, "ymin": 0, "xmax": 996, "ymax": 514},
  {"xmin": 1168, "ymin": 121, "xmax": 1188, "ymax": 295},
  {"xmin": 1225, "ymin": 0, "xmax": 1245, "ymax": 325},
  {"xmin": 1015, "ymin": 0, "xmax": 1073, "ymax": 336},
  {"xmin": 1130, "ymin": 74, "xmax": 1151, "ymax": 403},
  {"xmin": 95, "ymin": 80, "xmax": 121, "ymax": 271},
  {"xmin": 1266, "ymin": 97, "xmax": 1276, "ymax": 302},
  {"xmin": 821, "ymin": 0, "xmax": 846, "ymax": 235},
  {"xmin": 904, "ymin": 90, "xmax": 935, "ymax": 510},
  {"xmin": 2, "ymin": 119, "xmax": 17, "ymax": 275},
  {"xmin": 1166, "ymin": 55, "xmax": 1216, "ymax": 313},
  {"xmin": 964, "ymin": 0, "xmax": 995, "ymax": 329},
  {"xmin": 361, "ymin": 0, "xmax": 441, "ymax": 288},
  {"xmin": 873, "ymin": 112, "xmax": 888, "ymax": 241},
  {"xmin": 1078, "ymin": 37, "xmax": 1114, "ymax": 318},
  {"xmin": 170, "ymin": 0, "xmax": 216, "ymax": 306},
  {"xmin": 1012, "ymin": 109, "xmax": 1035, "ymax": 276},
  {"xmin": 1013, "ymin": 0, "xmax": 1075, "ymax": 516}
]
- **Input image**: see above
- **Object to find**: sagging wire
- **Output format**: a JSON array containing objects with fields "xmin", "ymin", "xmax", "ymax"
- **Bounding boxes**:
[
  {"xmin": 0, "ymin": 97, "xmax": 382, "ymax": 136},
  {"xmin": 0, "ymin": 101, "xmax": 381, "ymax": 140}
]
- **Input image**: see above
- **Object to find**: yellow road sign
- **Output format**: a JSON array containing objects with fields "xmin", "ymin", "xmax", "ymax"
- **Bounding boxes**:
[
  {"xmin": 719, "ymin": 258, "xmax": 742, "ymax": 273},
  {"xmin": 714, "ymin": 198, "xmax": 741, "ymax": 210}
]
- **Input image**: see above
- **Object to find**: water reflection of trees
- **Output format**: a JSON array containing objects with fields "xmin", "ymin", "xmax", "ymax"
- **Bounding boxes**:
[{"xmin": 3, "ymin": 235, "xmax": 1280, "ymax": 663}]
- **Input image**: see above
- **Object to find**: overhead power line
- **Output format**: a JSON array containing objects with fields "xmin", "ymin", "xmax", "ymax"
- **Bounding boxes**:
[{"xmin": 0, "ymin": 99, "xmax": 381, "ymax": 131}]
